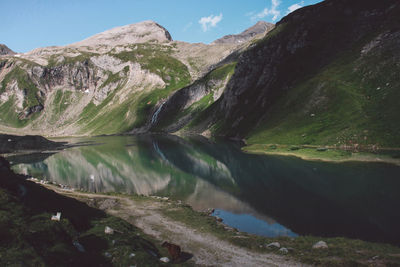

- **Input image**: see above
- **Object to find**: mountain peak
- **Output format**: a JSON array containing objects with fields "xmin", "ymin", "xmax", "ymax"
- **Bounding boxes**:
[
  {"xmin": 71, "ymin": 20, "xmax": 172, "ymax": 47},
  {"xmin": 0, "ymin": 44, "xmax": 16, "ymax": 55},
  {"xmin": 212, "ymin": 21, "xmax": 274, "ymax": 45}
]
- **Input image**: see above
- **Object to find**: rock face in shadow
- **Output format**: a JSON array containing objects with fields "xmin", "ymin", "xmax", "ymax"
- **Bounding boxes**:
[
  {"xmin": 212, "ymin": 21, "xmax": 275, "ymax": 44},
  {"xmin": 0, "ymin": 44, "xmax": 15, "ymax": 55}
]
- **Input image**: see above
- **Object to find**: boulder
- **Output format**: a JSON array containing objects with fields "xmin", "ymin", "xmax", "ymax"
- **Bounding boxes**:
[
  {"xmin": 279, "ymin": 247, "xmax": 289, "ymax": 254},
  {"xmin": 159, "ymin": 257, "xmax": 170, "ymax": 263},
  {"xmin": 162, "ymin": 241, "xmax": 181, "ymax": 261},
  {"xmin": 312, "ymin": 240, "xmax": 328, "ymax": 249},
  {"xmin": 266, "ymin": 242, "xmax": 281, "ymax": 249},
  {"xmin": 104, "ymin": 226, "xmax": 114, "ymax": 234}
]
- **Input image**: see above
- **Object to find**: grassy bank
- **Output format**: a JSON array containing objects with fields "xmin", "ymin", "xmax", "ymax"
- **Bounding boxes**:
[{"xmin": 243, "ymin": 144, "xmax": 400, "ymax": 165}]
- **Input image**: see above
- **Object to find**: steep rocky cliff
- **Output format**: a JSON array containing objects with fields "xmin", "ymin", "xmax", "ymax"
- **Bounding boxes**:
[{"xmin": 175, "ymin": 0, "xmax": 400, "ymax": 147}]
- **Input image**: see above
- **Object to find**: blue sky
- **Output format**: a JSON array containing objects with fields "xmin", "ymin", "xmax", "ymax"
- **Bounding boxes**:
[{"xmin": 1, "ymin": 0, "xmax": 323, "ymax": 53}]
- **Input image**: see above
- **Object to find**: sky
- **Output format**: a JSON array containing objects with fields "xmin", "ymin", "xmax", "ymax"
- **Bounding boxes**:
[{"xmin": 1, "ymin": 0, "xmax": 323, "ymax": 53}]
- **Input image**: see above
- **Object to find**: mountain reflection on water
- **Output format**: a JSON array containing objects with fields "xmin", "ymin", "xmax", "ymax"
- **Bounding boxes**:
[{"xmin": 12, "ymin": 135, "xmax": 400, "ymax": 244}]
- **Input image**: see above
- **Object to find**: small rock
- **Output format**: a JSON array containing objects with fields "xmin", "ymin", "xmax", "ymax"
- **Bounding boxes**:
[
  {"xmin": 105, "ymin": 226, "xmax": 114, "ymax": 234},
  {"xmin": 371, "ymin": 255, "xmax": 379, "ymax": 260},
  {"xmin": 159, "ymin": 257, "xmax": 170, "ymax": 263},
  {"xmin": 215, "ymin": 216, "xmax": 223, "ymax": 222},
  {"xmin": 266, "ymin": 242, "xmax": 281, "ymax": 249},
  {"xmin": 129, "ymin": 253, "xmax": 136, "ymax": 258},
  {"xmin": 51, "ymin": 212, "xmax": 61, "ymax": 221},
  {"xmin": 310, "ymin": 113, "xmax": 315, "ymax": 117},
  {"xmin": 72, "ymin": 241, "xmax": 85, "ymax": 252},
  {"xmin": 312, "ymin": 241, "xmax": 328, "ymax": 249},
  {"xmin": 104, "ymin": 252, "xmax": 112, "ymax": 258},
  {"xmin": 7, "ymin": 139, "xmax": 12, "ymax": 142},
  {"xmin": 279, "ymin": 247, "xmax": 289, "ymax": 254}
]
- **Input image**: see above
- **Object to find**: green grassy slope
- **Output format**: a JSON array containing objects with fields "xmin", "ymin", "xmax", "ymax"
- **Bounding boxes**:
[{"xmin": 247, "ymin": 41, "xmax": 400, "ymax": 147}]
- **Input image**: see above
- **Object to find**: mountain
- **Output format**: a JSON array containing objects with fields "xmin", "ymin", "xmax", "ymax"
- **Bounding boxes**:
[
  {"xmin": 71, "ymin": 20, "xmax": 173, "ymax": 47},
  {"xmin": 212, "ymin": 21, "xmax": 275, "ymax": 44},
  {"xmin": 1, "ymin": 0, "xmax": 399, "ymax": 150},
  {"xmin": 153, "ymin": 0, "xmax": 400, "ymax": 148},
  {"xmin": 0, "ymin": 21, "xmax": 260, "ymax": 136},
  {"xmin": 0, "ymin": 44, "xmax": 15, "ymax": 55}
]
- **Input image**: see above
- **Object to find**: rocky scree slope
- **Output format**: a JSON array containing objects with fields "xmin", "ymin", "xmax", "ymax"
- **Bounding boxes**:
[
  {"xmin": 0, "ymin": 21, "xmax": 268, "ymax": 136},
  {"xmin": 177, "ymin": 0, "xmax": 400, "ymax": 148}
]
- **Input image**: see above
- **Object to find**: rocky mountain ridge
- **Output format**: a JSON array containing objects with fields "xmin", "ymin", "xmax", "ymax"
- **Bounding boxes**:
[
  {"xmin": 0, "ymin": 20, "xmax": 267, "ymax": 136},
  {"xmin": 212, "ymin": 21, "xmax": 274, "ymax": 44}
]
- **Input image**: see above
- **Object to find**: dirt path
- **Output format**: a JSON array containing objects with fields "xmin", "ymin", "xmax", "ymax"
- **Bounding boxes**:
[{"xmin": 46, "ymin": 186, "xmax": 304, "ymax": 267}]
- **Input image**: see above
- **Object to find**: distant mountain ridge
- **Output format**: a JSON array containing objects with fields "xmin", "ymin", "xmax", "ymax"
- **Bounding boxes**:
[
  {"xmin": 0, "ymin": 44, "xmax": 15, "ymax": 55},
  {"xmin": 212, "ymin": 21, "xmax": 274, "ymax": 44}
]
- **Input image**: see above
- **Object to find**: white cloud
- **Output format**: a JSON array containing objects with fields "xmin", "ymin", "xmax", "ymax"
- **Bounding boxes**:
[
  {"xmin": 287, "ymin": 1, "xmax": 304, "ymax": 14},
  {"xmin": 199, "ymin": 13, "xmax": 223, "ymax": 32},
  {"xmin": 252, "ymin": 0, "xmax": 281, "ymax": 22}
]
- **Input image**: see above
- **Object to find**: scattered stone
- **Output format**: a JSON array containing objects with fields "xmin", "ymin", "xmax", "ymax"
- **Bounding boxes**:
[
  {"xmin": 129, "ymin": 253, "xmax": 136, "ymax": 258},
  {"xmin": 376, "ymin": 87, "xmax": 381, "ymax": 90},
  {"xmin": 279, "ymin": 247, "xmax": 289, "ymax": 254},
  {"xmin": 205, "ymin": 208, "xmax": 215, "ymax": 215},
  {"xmin": 266, "ymin": 242, "xmax": 281, "ymax": 249},
  {"xmin": 51, "ymin": 212, "xmax": 61, "ymax": 221},
  {"xmin": 310, "ymin": 113, "xmax": 315, "ymax": 117},
  {"xmin": 312, "ymin": 241, "xmax": 328, "ymax": 249},
  {"xmin": 105, "ymin": 226, "xmax": 114, "ymax": 234},
  {"xmin": 162, "ymin": 197, "xmax": 169, "ymax": 201},
  {"xmin": 162, "ymin": 241, "xmax": 181, "ymax": 261},
  {"xmin": 371, "ymin": 255, "xmax": 380, "ymax": 260},
  {"xmin": 159, "ymin": 257, "xmax": 170, "ymax": 263},
  {"xmin": 72, "ymin": 241, "xmax": 85, "ymax": 252},
  {"xmin": 215, "ymin": 216, "xmax": 223, "ymax": 222},
  {"xmin": 7, "ymin": 139, "xmax": 12, "ymax": 142}
]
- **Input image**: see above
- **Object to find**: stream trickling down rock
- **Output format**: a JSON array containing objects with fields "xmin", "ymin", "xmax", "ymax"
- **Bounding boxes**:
[{"xmin": 11, "ymin": 135, "xmax": 400, "ymax": 245}]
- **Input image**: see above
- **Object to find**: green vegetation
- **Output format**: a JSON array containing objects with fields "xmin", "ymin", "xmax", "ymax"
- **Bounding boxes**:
[
  {"xmin": 246, "ymin": 41, "xmax": 400, "ymax": 149},
  {"xmin": 47, "ymin": 52, "xmax": 98, "ymax": 68},
  {"xmin": 0, "ymin": 66, "xmax": 41, "ymax": 108},
  {"xmin": 48, "ymin": 90, "xmax": 74, "ymax": 124}
]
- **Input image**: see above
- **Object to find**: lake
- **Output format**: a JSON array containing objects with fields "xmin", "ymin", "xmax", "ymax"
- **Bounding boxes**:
[{"xmin": 11, "ymin": 134, "xmax": 400, "ymax": 245}]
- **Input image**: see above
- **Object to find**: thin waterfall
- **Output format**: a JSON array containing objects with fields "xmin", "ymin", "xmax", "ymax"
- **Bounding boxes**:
[{"xmin": 151, "ymin": 102, "xmax": 165, "ymax": 125}]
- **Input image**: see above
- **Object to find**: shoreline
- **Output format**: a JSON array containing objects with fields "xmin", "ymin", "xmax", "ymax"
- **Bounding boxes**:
[
  {"xmin": 35, "ymin": 182, "xmax": 400, "ymax": 266},
  {"xmin": 243, "ymin": 144, "xmax": 400, "ymax": 166}
]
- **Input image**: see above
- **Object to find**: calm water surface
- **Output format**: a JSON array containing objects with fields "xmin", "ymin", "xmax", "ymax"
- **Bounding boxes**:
[{"xmin": 11, "ymin": 135, "xmax": 400, "ymax": 245}]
